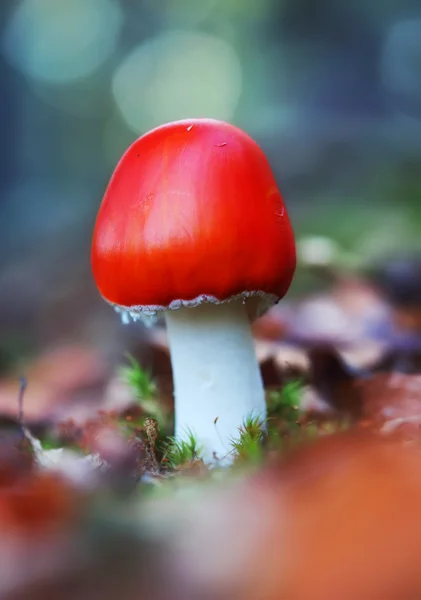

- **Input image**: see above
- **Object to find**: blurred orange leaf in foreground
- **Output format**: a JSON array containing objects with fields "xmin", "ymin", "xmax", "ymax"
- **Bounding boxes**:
[{"xmin": 250, "ymin": 432, "xmax": 421, "ymax": 600}]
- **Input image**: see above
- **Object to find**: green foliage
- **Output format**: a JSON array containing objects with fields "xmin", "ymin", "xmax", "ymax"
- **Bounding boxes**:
[
  {"xmin": 119, "ymin": 354, "xmax": 168, "ymax": 429},
  {"xmin": 40, "ymin": 436, "xmax": 63, "ymax": 450},
  {"xmin": 161, "ymin": 429, "xmax": 203, "ymax": 469},
  {"xmin": 38, "ymin": 434, "xmax": 82, "ymax": 454},
  {"xmin": 119, "ymin": 353, "xmax": 156, "ymax": 399},
  {"xmin": 230, "ymin": 415, "xmax": 266, "ymax": 465},
  {"xmin": 267, "ymin": 380, "xmax": 302, "ymax": 427}
]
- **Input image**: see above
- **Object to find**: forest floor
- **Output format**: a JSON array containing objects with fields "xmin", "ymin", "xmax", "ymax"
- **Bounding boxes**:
[{"xmin": 1, "ymin": 248, "xmax": 421, "ymax": 600}]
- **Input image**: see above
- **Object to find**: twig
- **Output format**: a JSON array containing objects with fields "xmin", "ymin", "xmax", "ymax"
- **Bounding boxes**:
[{"xmin": 17, "ymin": 376, "xmax": 27, "ymax": 430}]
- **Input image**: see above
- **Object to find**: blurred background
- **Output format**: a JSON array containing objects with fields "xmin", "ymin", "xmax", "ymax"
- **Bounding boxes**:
[
  {"xmin": 1, "ymin": 4, "xmax": 421, "ymax": 599},
  {"xmin": 0, "ymin": 0, "xmax": 420, "ymax": 391}
]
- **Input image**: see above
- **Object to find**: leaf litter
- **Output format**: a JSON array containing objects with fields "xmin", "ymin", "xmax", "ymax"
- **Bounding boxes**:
[{"xmin": 0, "ymin": 249, "xmax": 421, "ymax": 599}]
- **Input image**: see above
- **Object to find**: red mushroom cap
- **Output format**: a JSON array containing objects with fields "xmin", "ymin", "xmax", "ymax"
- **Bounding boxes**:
[{"xmin": 92, "ymin": 118, "xmax": 296, "ymax": 314}]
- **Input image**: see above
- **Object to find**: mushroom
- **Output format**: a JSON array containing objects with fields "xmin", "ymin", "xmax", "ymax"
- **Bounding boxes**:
[{"xmin": 91, "ymin": 118, "xmax": 296, "ymax": 461}]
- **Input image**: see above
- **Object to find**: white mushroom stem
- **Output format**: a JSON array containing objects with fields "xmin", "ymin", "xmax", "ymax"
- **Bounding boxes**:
[{"xmin": 164, "ymin": 299, "xmax": 266, "ymax": 463}]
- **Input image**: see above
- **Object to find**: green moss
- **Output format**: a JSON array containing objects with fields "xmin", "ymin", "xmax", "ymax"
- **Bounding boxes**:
[
  {"xmin": 119, "ymin": 354, "xmax": 169, "ymax": 430},
  {"xmin": 160, "ymin": 429, "xmax": 203, "ymax": 469},
  {"xmin": 267, "ymin": 380, "xmax": 303, "ymax": 427},
  {"xmin": 230, "ymin": 415, "xmax": 266, "ymax": 465}
]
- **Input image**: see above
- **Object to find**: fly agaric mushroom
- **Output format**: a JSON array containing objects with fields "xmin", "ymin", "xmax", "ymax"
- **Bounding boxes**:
[{"xmin": 92, "ymin": 118, "xmax": 296, "ymax": 461}]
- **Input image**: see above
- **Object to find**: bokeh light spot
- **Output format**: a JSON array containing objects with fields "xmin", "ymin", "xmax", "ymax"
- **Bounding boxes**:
[
  {"xmin": 3, "ymin": 0, "xmax": 122, "ymax": 83},
  {"xmin": 112, "ymin": 31, "xmax": 242, "ymax": 132}
]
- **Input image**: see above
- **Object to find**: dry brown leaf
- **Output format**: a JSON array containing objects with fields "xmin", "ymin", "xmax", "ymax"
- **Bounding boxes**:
[
  {"xmin": 358, "ymin": 372, "xmax": 421, "ymax": 433},
  {"xmin": 0, "ymin": 472, "xmax": 79, "ymax": 535},
  {"xmin": 0, "ymin": 345, "xmax": 108, "ymax": 423}
]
